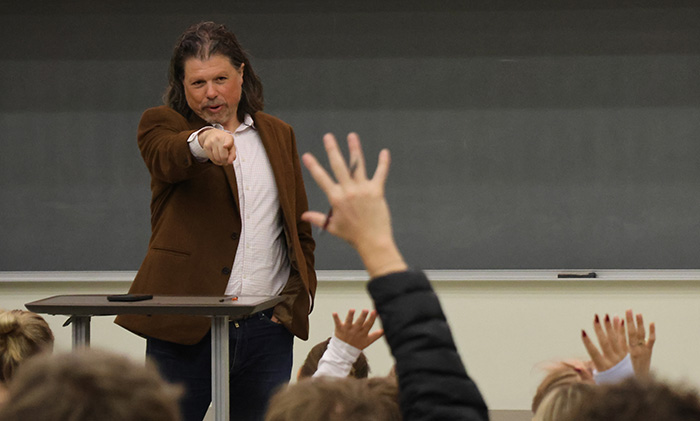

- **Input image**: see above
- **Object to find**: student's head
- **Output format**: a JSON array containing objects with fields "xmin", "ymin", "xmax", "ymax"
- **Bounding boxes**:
[
  {"xmin": 0, "ymin": 349, "xmax": 182, "ymax": 421},
  {"xmin": 532, "ymin": 382, "xmax": 594, "ymax": 421},
  {"xmin": 265, "ymin": 376, "xmax": 400, "ymax": 421},
  {"xmin": 531, "ymin": 359, "xmax": 594, "ymax": 413},
  {"xmin": 570, "ymin": 377, "xmax": 700, "ymax": 421},
  {"xmin": 0, "ymin": 309, "xmax": 54, "ymax": 383},
  {"xmin": 165, "ymin": 21, "xmax": 264, "ymax": 124},
  {"xmin": 298, "ymin": 337, "xmax": 370, "ymax": 380}
]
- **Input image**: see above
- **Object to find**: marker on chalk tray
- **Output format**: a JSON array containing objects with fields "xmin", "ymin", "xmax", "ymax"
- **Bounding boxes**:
[
  {"xmin": 219, "ymin": 296, "xmax": 239, "ymax": 302},
  {"xmin": 557, "ymin": 272, "xmax": 597, "ymax": 279}
]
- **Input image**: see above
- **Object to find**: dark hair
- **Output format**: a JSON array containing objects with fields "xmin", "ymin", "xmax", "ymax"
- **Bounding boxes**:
[
  {"xmin": 570, "ymin": 378, "xmax": 700, "ymax": 421},
  {"xmin": 298, "ymin": 338, "xmax": 370, "ymax": 379},
  {"xmin": 164, "ymin": 21, "xmax": 264, "ymax": 121}
]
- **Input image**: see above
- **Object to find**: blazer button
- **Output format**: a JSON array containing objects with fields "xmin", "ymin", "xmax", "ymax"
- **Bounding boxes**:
[
  {"xmin": 221, "ymin": 267, "xmax": 231, "ymax": 275},
  {"xmin": 230, "ymin": 233, "xmax": 239, "ymax": 240}
]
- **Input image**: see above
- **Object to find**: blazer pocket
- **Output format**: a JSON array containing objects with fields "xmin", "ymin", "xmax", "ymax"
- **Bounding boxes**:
[{"xmin": 150, "ymin": 246, "xmax": 192, "ymax": 258}]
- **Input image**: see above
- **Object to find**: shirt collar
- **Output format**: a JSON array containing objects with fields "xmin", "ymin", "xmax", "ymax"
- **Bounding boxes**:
[
  {"xmin": 211, "ymin": 114, "xmax": 255, "ymax": 134},
  {"xmin": 237, "ymin": 113, "xmax": 255, "ymax": 132}
]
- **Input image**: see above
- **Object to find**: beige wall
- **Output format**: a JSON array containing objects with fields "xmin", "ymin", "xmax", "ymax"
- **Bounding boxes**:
[{"xmin": 3, "ymin": 271, "xmax": 700, "ymax": 411}]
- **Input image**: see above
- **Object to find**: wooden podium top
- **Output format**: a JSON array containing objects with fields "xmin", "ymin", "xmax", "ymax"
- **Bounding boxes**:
[{"xmin": 25, "ymin": 295, "xmax": 284, "ymax": 318}]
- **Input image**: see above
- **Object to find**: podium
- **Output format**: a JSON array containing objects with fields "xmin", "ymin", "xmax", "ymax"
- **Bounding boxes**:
[{"xmin": 26, "ymin": 294, "xmax": 284, "ymax": 421}]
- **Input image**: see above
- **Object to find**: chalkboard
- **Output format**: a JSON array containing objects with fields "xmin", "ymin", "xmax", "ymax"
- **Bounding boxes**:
[{"xmin": 2, "ymin": 1, "xmax": 700, "ymax": 270}]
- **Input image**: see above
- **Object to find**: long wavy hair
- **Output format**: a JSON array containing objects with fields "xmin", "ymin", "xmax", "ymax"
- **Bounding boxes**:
[{"xmin": 164, "ymin": 21, "xmax": 264, "ymax": 122}]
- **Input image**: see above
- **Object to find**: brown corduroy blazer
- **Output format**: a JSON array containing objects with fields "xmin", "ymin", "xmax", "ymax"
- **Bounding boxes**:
[{"xmin": 115, "ymin": 106, "xmax": 317, "ymax": 345}]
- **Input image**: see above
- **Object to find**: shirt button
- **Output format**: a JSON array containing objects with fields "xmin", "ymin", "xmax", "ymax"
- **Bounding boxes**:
[
  {"xmin": 221, "ymin": 267, "xmax": 231, "ymax": 275},
  {"xmin": 231, "ymin": 233, "xmax": 239, "ymax": 240}
]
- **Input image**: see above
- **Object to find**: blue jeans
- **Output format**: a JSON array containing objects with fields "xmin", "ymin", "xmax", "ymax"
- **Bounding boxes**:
[{"xmin": 146, "ymin": 309, "xmax": 293, "ymax": 421}]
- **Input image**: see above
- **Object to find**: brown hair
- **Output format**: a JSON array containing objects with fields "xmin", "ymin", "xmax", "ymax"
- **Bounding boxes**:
[
  {"xmin": 298, "ymin": 338, "xmax": 370, "ymax": 379},
  {"xmin": 570, "ymin": 377, "xmax": 700, "ymax": 421},
  {"xmin": 164, "ymin": 21, "xmax": 264, "ymax": 122},
  {"xmin": 0, "ymin": 310, "xmax": 54, "ymax": 383},
  {"xmin": 265, "ymin": 376, "xmax": 400, "ymax": 421},
  {"xmin": 0, "ymin": 349, "xmax": 182, "ymax": 421},
  {"xmin": 531, "ymin": 359, "xmax": 594, "ymax": 413}
]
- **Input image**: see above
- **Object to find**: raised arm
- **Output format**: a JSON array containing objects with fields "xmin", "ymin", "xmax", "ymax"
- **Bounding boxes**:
[{"xmin": 301, "ymin": 132, "xmax": 488, "ymax": 421}]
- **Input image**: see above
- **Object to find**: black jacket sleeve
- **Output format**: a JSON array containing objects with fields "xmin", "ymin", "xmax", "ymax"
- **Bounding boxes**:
[{"xmin": 368, "ymin": 270, "xmax": 489, "ymax": 421}]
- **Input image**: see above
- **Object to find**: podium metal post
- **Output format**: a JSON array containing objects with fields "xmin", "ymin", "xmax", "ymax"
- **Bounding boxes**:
[
  {"xmin": 211, "ymin": 315, "xmax": 230, "ymax": 420},
  {"xmin": 71, "ymin": 315, "xmax": 91, "ymax": 348}
]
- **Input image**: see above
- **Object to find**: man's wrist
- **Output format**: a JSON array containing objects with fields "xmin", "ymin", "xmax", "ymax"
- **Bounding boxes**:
[{"xmin": 187, "ymin": 127, "xmax": 214, "ymax": 162}]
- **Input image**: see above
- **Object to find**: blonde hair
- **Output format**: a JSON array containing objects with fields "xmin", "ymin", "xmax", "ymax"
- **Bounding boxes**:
[
  {"xmin": 533, "ymin": 382, "xmax": 594, "ymax": 421},
  {"xmin": 532, "ymin": 359, "xmax": 594, "ymax": 413},
  {"xmin": 0, "ymin": 310, "xmax": 54, "ymax": 382}
]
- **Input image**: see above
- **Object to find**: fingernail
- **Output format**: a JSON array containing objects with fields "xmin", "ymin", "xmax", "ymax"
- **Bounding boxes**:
[
  {"xmin": 573, "ymin": 367, "xmax": 583, "ymax": 374},
  {"xmin": 605, "ymin": 314, "xmax": 610, "ymax": 323},
  {"xmin": 582, "ymin": 330, "xmax": 588, "ymax": 337},
  {"xmin": 621, "ymin": 320, "xmax": 625, "ymax": 327},
  {"xmin": 594, "ymin": 315, "xmax": 600, "ymax": 324}
]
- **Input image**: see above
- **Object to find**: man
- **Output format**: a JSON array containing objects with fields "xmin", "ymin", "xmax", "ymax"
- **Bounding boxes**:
[
  {"xmin": 115, "ymin": 21, "xmax": 317, "ymax": 421},
  {"xmin": 298, "ymin": 132, "xmax": 489, "ymax": 420},
  {"xmin": 0, "ymin": 349, "xmax": 182, "ymax": 421}
]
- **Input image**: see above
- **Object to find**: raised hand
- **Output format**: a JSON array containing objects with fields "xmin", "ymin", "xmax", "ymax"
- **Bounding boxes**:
[
  {"xmin": 332, "ymin": 309, "xmax": 384, "ymax": 350},
  {"xmin": 581, "ymin": 313, "xmax": 627, "ymax": 372},
  {"xmin": 301, "ymin": 133, "xmax": 407, "ymax": 278}
]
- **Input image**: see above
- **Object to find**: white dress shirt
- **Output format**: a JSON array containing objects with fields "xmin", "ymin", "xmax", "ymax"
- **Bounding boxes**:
[{"xmin": 187, "ymin": 115, "xmax": 290, "ymax": 297}]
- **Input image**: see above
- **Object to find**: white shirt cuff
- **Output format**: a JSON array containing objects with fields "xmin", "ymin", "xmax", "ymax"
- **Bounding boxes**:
[
  {"xmin": 312, "ymin": 335, "xmax": 362, "ymax": 378},
  {"xmin": 187, "ymin": 127, "xmax": 214, "ymax": 162},
  {"xmin": 593, "ymin": 353, "xmax": 635, "ymax": 384}
]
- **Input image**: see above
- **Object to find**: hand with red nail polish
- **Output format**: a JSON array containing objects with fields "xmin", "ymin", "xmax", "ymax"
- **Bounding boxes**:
[{"xmin": 581, "ymin": 312, "xmax": 628, "ymax": 373}]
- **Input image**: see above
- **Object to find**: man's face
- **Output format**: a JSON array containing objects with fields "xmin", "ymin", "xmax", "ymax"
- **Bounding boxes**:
[{"xmin": 183, "ymin": 54, "xmax": 244, "ymax": 130}]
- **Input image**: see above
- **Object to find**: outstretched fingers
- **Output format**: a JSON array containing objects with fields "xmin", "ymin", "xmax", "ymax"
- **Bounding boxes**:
[{"xmin": 302, "ymin": 152, "xmax": 336, "ymax": 196}]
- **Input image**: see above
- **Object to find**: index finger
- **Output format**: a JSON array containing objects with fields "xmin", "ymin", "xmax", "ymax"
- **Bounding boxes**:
[{"xmin": 582, "ymin": 330, "xmax": 606, "ymax": 369}]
